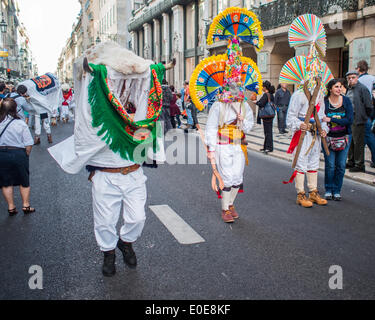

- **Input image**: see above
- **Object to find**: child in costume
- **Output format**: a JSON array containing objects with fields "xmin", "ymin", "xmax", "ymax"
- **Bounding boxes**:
[
  {"xmin": 189, "ymin": 7, "xmax": 263, "ymax": 223},
  {"xmin": 60, "ymin": 83, "xmax": 75, "ymax": 123}
]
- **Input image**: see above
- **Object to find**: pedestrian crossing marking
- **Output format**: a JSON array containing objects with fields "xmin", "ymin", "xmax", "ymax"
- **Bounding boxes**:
[{"xmin": 149, "ymin": 205, "xmax": 205, "ymax": 245}]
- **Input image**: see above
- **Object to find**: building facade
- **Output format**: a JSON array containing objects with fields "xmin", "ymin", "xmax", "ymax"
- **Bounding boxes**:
[
  {"xmin": 128, "ymin": 0, "xmax": 375, "ymax": 91},
  {"xmin": 57, "ymin": 0, "xmax": 132, "ymax": 85},
  {"xmin": 0, "ymin": 0, "xmax": 35, "ymax": 82}
]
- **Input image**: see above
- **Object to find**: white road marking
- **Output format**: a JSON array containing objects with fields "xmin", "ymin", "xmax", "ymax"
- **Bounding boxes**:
[{"xmin": 149, "ymin": 205, "xmax": 205, "ymax": 245}]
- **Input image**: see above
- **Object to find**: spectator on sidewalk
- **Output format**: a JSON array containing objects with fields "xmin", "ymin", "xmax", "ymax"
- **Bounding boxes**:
[
  {"xmin": 169, "ymin": 85, "xmax": 181, "ymax": 129},
  {"xmin": 256, "ymin": 80, "xmax": 275, "ymax": 153},
  {"xmin": 322, "ymin": 79, "xmax": 353, "ymax": 201},
  {"xmin": 274, "ymin": 83, "xmax": 291, "ymax": 134},
  {"xmin": 345, "ymin": 70, "xmax": 373, "ymax": 173},
  {"xmin": 161, "ymin": 79, "xmax": 173, "ymax": 133},
  {"xmin": 0, "ymin": 98, "xmax": 35, "ymax": 216},
  {"xmin": 0, "ymin": 82, "xmax": 6, "ymax": 100},
  {"xmin": 7, "ymin": 85, "xmax": 34, "ymax": 122},
  {"xmin": 356, "ymin": 60, "xmax": 375, "ymax": 168}
]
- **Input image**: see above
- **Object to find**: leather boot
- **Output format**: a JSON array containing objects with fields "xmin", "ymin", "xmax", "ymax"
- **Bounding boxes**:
[
  {"xmin": 102, "ymin": 250, "xmax": 116, "ymax": 277},
  {"xmin": 296, "ymin": 192, "xmax": 313, "ymax": 208},
  {"xmin": 117, "ymin": 239, "xmax": 137, "ymax": 268},
  {"xmin": 309, "ymin": 190, "xmax": 328, "ymax": 206},
  {"xmin": 221, "ymin": 210, "xmax": 234, "ymax": 223},
  {"xmin": 34, "ymin": 136, "xmax": 40, "ymax": 145},
  {"xmin": 228, "ymin": 205, "xmax": 239, "ymax": 219},
  {"xmin": 47, "ymin": 134, "xmax": 53, "ymax": 144}
]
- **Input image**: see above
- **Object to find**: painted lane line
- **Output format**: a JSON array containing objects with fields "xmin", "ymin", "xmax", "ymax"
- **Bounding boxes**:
[{"xmin": 149, "ymin": 205, "xmax": 205, "ymax": 245}]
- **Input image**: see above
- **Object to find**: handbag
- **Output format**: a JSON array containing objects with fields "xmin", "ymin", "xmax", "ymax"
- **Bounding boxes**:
[
  {"xmin": 327, "ymin": 136, "xmax": 348, "ymax": 151},
  {"xmin": 40, "ymin": 113, "xmax": 48, "ymax": 120},
  {"xmin": 258, "ymin": 93, "xmax": 276, "ymax": 119}
]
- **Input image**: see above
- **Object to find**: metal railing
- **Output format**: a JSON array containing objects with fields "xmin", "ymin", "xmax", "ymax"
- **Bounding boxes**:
[{"xmin": 255, "ymin": 0, "xmax": 358, "ymax": 31}]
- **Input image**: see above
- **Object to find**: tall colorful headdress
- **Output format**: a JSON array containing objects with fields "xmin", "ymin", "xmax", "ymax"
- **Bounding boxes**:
[
  {"xmin": 279, "ymin": 14, "xmax": 333, "ymax": 94},
  {"xmin": 190, "ymin": 7, "xmax": 263, "ymax": 111}
]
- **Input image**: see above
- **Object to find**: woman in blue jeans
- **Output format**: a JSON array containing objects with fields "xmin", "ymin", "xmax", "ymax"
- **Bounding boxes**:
[{"xmin": 322, "ymin": 79, "xmax": 354, "ymax": 201}]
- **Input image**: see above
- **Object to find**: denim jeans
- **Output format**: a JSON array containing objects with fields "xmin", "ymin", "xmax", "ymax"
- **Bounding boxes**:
[
  {"xmin": 277, "ymin": 105, "xmax": 288, "ymax": 132},
  {"xmin": 365, "ymin": 118, "xmax": 375, "ymax": 164},
  {"xmin": 323, "ymin": 135, "xmax": 351, "ymax": 194}
]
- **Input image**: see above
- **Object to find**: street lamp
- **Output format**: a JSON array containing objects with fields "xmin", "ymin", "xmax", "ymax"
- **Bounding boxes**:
[
  {"xmin": 95, "ymin": 36, "xmax": 101, "ymax": 44},
  {"xmin": 0, "ymin": 14, "xmax": 7, "ymax": 34}
]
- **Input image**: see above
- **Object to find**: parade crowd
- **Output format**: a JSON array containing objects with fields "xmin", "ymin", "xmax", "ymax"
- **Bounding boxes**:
[{"xmin": 0, "ymin": 7, "xmax": 375, "ymax": 279}]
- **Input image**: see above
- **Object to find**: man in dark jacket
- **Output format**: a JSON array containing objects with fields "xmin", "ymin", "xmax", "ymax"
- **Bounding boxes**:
[
  {"xmin": 161, "ymin": 79, "xmax": 173, "ymax": 133},
  {"xmin": 274, "ymin": 83, "xmax": 291, "ymax": 134},
  {"xmin": 345, "ymin": 70, "xmax": 374, "ymax": 172}
]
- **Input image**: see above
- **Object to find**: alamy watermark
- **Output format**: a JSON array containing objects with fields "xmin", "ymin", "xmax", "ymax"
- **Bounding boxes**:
[
  {"xmin": 329, "ymin": 265, "xmax": 343, "ymax": 290},
  {"xmin": 28, "ymin": 265, "xmax": 43, "ymax": 290}
]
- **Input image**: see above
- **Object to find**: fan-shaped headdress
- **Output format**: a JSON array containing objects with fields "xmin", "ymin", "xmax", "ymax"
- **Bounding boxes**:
[
  {"xmin": 190, "ymin": 7, "xmax": 263, "ymax": 111},
  {"xmin": 279, "ymin": 14, "xmax": 333, "ymax": 94}
]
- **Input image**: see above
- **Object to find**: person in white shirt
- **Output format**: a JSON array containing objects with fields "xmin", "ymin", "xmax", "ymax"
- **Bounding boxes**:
[{"xmin": 0, "ymin": 98, "xmax": 35, "ymax": 216}]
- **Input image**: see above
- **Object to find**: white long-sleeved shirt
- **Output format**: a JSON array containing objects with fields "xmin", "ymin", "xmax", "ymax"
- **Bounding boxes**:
[
  {"xmin": 205, "ymin": 101, "xmax": 254, "ymax": 151},
  {"xmin": 286, "ymin": 90, "xmax": 329, "ymax": 134}
]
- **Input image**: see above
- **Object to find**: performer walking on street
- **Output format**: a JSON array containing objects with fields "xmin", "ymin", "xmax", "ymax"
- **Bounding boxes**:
[{"xmin": 190, "ymin": 7, "xmax": 263, "ymax": 222}]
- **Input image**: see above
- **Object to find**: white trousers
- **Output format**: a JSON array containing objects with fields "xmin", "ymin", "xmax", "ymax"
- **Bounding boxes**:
[
  {"xmin": 34, "ymin": 114, "xmax": 51, "ymax": 135},
  {"xmin": 294, "ymin": 131, "xmax": 321, "ymax": 173},
  {"xmin": 91, "ymin": 168, "xmax": 147, "ymax": 252},
  {"xmin": 216, "ymin": 144, "xmax": 245, "ymax": 187},
  {"xmin": 61, "ymin": 105, "xmax": 69, "ymax": 119}
]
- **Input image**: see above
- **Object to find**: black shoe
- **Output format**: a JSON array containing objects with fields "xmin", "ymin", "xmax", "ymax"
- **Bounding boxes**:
[
  {"xmin": 346, "ymin": 163, "xmax": 354, "ymax": 169},
  {"xmin": 102, "ymin": 250, "xmax": 116, "ymax": 277},
  {"xmin": 265, "ymin": 149, "xmax": 273, "ymax": 153},
  {"xmin": 260, "ymin": 148, "xmax": 265, "ymax": 152},
  {"xmin": 117, "ymin": 239, "xmax": 137, "ymax": 268},
  {"xmin": 349, "ymin": 166, "xmax": 365, "ymax": 173}
]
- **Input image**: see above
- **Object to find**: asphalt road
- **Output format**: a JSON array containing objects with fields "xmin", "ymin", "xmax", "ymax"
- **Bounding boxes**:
[{"xmin": 0, "ymin": 121, "xmax": 374, "ymax": 300}]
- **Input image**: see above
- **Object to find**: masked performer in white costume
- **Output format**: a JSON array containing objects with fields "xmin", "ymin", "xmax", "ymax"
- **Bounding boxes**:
[
  {"xmin": 189, "ymin": 7, "xmax": 263, "ymax": 223},
  {"xmin": 48, "ymin": 42, "xmax": 173, "ymax": 277},
  {"xmin": 19, "ymin": 73, "xmax": 62, "ymax": 144},
  {"xmin": 280, "ymin": 14, "xmax": 333, "ymax": 207}
]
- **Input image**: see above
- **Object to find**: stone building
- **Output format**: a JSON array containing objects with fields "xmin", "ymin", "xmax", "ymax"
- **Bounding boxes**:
[
  {"xmin": 0, "ymin": 0, "xmax": 35, "ymax": 81},
  {"xmin": 128, "ymin": 0, "xmax": 375, "ymax": 90},
  {"xmin": 57, "ymin": 0, "xmax": 132, "ymax": 85}
]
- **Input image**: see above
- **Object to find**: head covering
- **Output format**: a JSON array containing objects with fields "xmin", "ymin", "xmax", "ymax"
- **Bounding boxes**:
[
  {"xmin": 345, "ymin": 70, "xmax": 359, "ymax": 77},
  {"xmin": 61, "ymin": 83, "xmax": 70, "ymax": 91},
  {"xmin": 189, "ymin": 7, "xmax": 263, "ymax": 111}
]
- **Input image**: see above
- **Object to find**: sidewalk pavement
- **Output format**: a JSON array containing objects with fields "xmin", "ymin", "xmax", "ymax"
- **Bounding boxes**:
[{"xmin": 193, "ymin": 112, "xmax": 375, "ymax": 187}]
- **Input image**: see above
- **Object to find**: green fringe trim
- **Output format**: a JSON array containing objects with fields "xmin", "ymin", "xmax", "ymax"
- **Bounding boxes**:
[{"xmin": 87, "ymin": 63, "xmax": 165, "ymax": 163}]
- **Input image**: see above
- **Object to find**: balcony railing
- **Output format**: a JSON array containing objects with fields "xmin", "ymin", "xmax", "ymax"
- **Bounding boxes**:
[
  {"xmin": 365, "ymin": 0, "xmax": 375, "ymax": 6},
  {"xmin": 255, "ymin": 0, "xmax": 359, "ymax": 31}
]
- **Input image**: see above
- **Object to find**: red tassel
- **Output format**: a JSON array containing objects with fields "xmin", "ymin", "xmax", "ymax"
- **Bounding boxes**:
[
  {"xmin": 283, "ymin": 170, "xmax": 303, "ymax": 184},
  {"xmin": 307, "ymin": 170, "xmax": 317, "ymax": 173},
  {"xmin": 216, "ymin": 190, "xmax": 222, "ymax": 199}
]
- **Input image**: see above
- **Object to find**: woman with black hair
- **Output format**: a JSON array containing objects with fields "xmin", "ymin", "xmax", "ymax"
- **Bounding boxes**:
[
  {"xmin": 256, "ymin": 80, "xmax": 275, "ymax": 153},
  {"xmin": 322, "ymin": 79, "xmax": 353, "ymax": 201},
  {"xmin": 0, "ymin": 98, "xmax": 35, "ymax": 216}
]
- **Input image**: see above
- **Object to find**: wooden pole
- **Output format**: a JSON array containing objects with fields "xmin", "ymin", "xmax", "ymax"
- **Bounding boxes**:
[{"xmin": 292, "ymin": 78, "xmax": 321, "ymax": 168}]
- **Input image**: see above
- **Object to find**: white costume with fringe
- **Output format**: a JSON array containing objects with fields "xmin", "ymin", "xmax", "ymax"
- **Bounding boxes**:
[{"xmin": 48, "ymin": 42, "xmax": 165, "ymax": 251}]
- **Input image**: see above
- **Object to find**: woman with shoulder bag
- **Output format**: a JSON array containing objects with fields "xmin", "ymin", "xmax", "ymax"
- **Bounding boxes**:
[
  {"xmin": 322, "ymin": 79, "xmax": 354, "ymax": 201},
  {"xmin": 0, "ymin": 98, "xmax": 35, "ymax": 216},
  {"xmin": 256, "ymin": 80, "xmax": 276, "ymax": 154}
]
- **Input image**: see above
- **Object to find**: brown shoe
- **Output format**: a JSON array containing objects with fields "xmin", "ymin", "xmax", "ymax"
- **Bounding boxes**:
[
  {"xmin": 47, "ymin": 134, "xmax": 53, "ymax": 144},
  {"xmin": 309, "ymin": 190, "xmax": 327, "ymax": 206},
  {"xmin": 296, "ymin": 192, "xmax": 313, "ymax": 208},
  {"xmin": 228, "ymin": 205, "xmax": 239, "ymax": 219},
  {"xmin": 34, "ymin": 136, "xmax": 40, "ymax": 145},
  {"xmin": 221, "ymin": 210, "xmax": 234, "ymax": 223}
]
